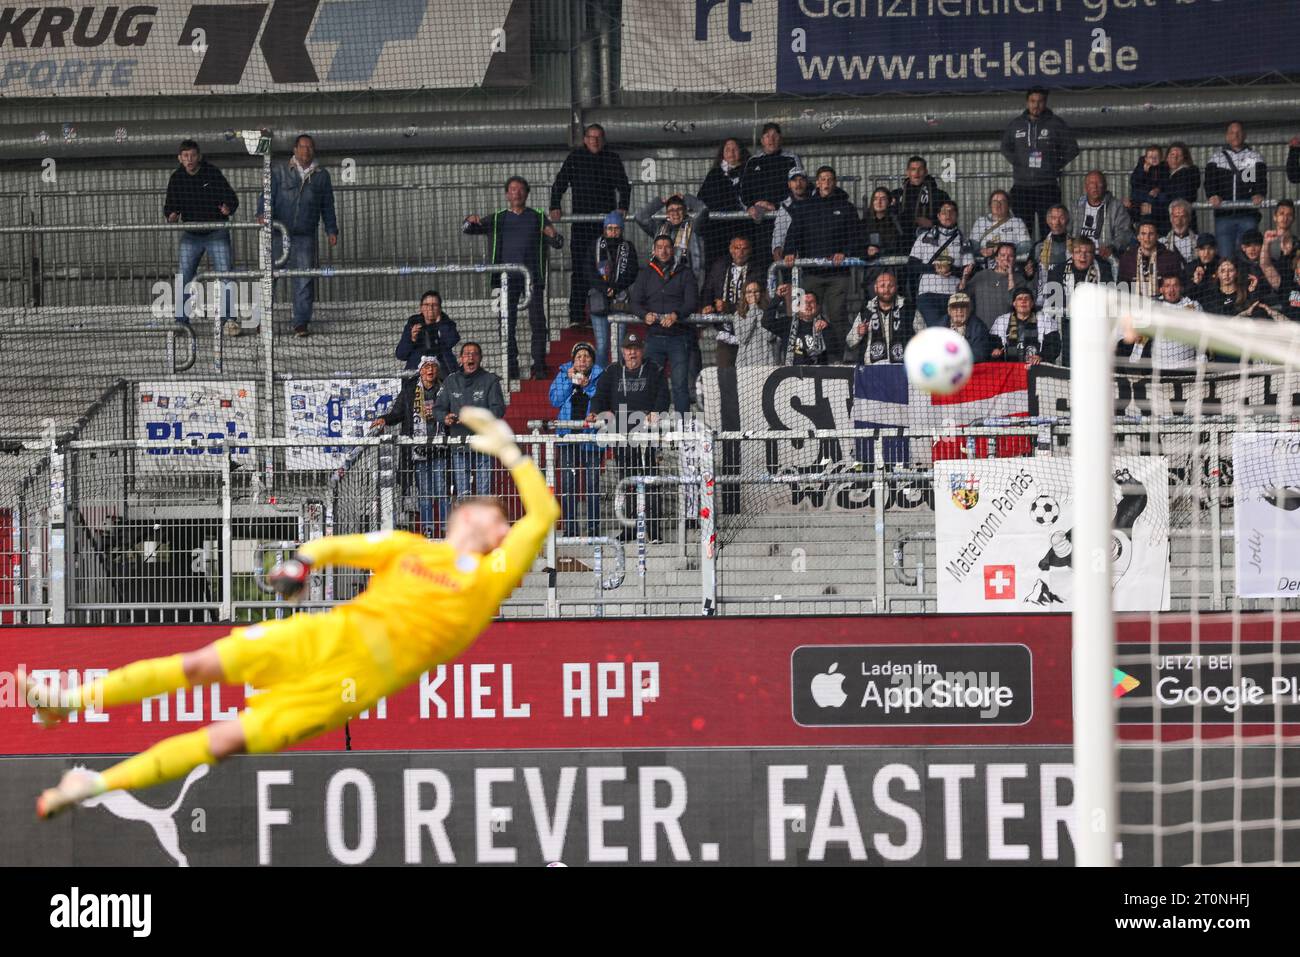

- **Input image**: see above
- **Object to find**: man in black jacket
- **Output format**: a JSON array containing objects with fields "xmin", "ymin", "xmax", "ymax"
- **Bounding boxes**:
[
  {"xmin": 782, "ymin": 165, "xmax": 860, "ymax": 347},
  {"xmin": 1205, "ymin": 121, "xmax": 1268, "ymax": 261},
  {"xmin": 588, "ymin": 330, "xmax": 671, "ymax": 542},
  {"xmin": 464, "ymin": 175, "xmax": 563, "ymax": 380},
  {"xmin": 164, "ymin": 139, "xmax": 238, "ymax": 327},
  {"xmin": 700, "ymin": 235, "xmax": 763, "ymax": 368},
  {"xmin": 763, "ymin": 285, "xmax": 844, "ymax": 366},
  {"xmin": 549, "ymin": 124, "xmax": 632, "ymax": 329},
  {"xmin": 371, "ymin": 356, "xmax": 449, "ymax": 537},
  {"xmin": 1000, "ymin": 87, "xmax": 1080, "ymax": 240},
  {"xmin": 629, "ymin": 235, "xmax": 699, "ymax": 414},
  {"xmin": 891, "ymin": 156, "xmax": 950, "ymax": 237},
  {"xmin": 741, "ymin": 122, "xmax": 802, "ymax": 258}
]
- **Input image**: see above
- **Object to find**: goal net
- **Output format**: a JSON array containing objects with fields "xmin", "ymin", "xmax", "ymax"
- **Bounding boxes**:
[{"xmin": 1068, "ymin": 283, "xmax": 1300, "ymax": 867}]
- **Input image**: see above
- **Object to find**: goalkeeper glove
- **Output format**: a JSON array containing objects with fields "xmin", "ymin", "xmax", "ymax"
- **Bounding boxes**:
[{"xmin": 267, "ymin": 555, "xmax": 312, "ymax": 601}]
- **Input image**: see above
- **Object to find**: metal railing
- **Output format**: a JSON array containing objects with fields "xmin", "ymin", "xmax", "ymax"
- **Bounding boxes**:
[
  {"xmin": 2, "ymin": 416, "xmax": 1287, "ymax": 623},
  {"xmin": 198, "ymin": 262, "xmax": 533, "ymax": 394}
]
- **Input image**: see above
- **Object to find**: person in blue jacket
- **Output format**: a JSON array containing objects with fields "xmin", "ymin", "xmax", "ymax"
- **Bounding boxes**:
[
  {"xmin": 548, "ymin": 341, "xmax": 605, "ymax": 537},
  {"xmin": 257, "ymin": 133, "xmax": 338, "ymax": 337}
]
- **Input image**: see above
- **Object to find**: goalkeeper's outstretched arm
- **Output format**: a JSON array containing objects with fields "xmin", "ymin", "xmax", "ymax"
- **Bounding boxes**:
[{"xmin": 459, "ymin": 406, "xmax": 560, "ymax": 600}]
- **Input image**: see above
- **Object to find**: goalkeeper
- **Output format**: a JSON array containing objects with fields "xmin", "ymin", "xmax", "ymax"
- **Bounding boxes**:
[{"xmin": 26, "ymin": 408, "xmax": 558, "ymax": 819}]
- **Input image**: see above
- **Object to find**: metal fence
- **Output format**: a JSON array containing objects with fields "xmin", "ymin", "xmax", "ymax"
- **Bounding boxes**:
[{"xmin": 0, "ymin": 418, "xmax": 1288, "ymax": 624}]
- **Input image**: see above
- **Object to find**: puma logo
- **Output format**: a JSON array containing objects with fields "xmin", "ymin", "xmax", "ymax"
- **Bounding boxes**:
[{"xmin": 80, "ymin": 764, "xmax": 210, "ymax": 867}]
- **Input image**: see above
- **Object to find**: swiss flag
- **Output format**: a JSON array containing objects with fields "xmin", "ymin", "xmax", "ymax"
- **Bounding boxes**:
[{"xmin": 983, "ymin": 565, "xmax": 1016, "ymax": 600}]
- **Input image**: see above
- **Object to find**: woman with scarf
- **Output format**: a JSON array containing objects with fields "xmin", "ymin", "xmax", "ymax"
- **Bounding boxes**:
[
  {"xmin": 371, "ymin": 355, "xmax": 448, "ymax": 538},
  {"xmin": 587, "ymin": 211, "xmax": 640, "ymax": 365},
  {"xmin": 991, "ymin": 286, "xmax": 1060, "ymax": 366}
]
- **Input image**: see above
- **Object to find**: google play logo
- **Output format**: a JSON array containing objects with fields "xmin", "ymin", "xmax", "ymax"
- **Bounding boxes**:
[{"xmin": 1113, "ymin": 668, "xmax": 1141, "ymax": 698}]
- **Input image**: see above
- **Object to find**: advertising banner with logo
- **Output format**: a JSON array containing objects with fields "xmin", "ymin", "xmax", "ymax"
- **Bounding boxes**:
[
  {"xmin": 5, "ymin": 616, "xmax": 1292, "ymax": 758},
  {"xmin": 0, "ymin": 617, "xmax": 1069, "ymax": 754},
  {"xmin": 622, "ymin": 0, "xmax": 1300, "ymax": 95},
  {"xmin": 282, "ymin": 378, "xmax": 399, "ymax": 471},
  {"xmin": 935, "ymin": 456, "xmax": 1171, "ymax": 613},
  {"xmin": 136, "ymin": 380, "xmax": 256, "ymax": 473},
  {"xmin": 0, "ymin": 1, "xmax": 530, "ymax": 97},
  {"xmin": 1232, "ymin": 432, "xmax": 1300, "ymax": 598},
  {"xmin": 0, "ymin": 748, "xmax": 1089, "ymax": 866}
]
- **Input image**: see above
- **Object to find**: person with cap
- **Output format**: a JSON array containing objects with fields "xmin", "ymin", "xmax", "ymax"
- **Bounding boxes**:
[
  {"xmin": 1118, "ymin": 219, "xmax": 1184, "ymax": 298},
  {"xmin": 588, "ymin": 329, "xmax": 671, "ymax": 543},
  {"xmin": 395, "ymin": 291, "xmax": 460, "ymax": 390},
  {"xmin": 943, "ymin": 292, "xmax": 994, "ymax": 364},
  {"xmin": 464, "ymin": 175, "xmax": 564, "ymax": 380},
  {"xmin": 740, "ymin": 122, "xmax": 802, "ymax": 256},
  {"xmin": 771, "ymin": 166, "xmax": 812, "ymax": 264},
  {"xmin": 780, "ymin": 164, "xmax": 860, "ymax": 347},
  {"xmin": 1234, "ymin": 227, "xmax": 1267, "ymax": 295},
  {"xmin": 763, "ymin": 284, "xmax": 844, "ymax": 366},
  {"xmin": 1184, "ymin": 233, "xmax": 1223, "ymax": 301},
  {"xmin": 990, "ymin": 286, "xmax": 1060, "ymax": 366},
  {"xmin": 629, "ymin": 234, "xmax": 699, "ymax": 414},
  {"xmin": 549, "ymin": 341, "xmax": 606, "ymax": 538},
  {"xmin": 587, "ymin": 211, "xmax": 640, "ymax": 365},
  {"xmin": 846, "ymin": 270, "xmax": 915, "ymax": 366},
  {"xmin": 434, "ymin": 341, "xmax": 508, "ymax": 500},
  {"xmin": 371, "ymin": 355, "xmax": 449, "ymax": 538}
]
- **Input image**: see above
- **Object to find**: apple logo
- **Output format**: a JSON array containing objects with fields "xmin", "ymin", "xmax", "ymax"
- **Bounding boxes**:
[{"xmin": 810, "ymin": 663, "xmax": 848, "ymax": 708}]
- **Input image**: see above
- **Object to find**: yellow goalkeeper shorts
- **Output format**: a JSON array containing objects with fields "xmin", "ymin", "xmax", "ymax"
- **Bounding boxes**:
[{"xmin": 214, "ymin": 610, "xmax": 393, "ymax": 754}]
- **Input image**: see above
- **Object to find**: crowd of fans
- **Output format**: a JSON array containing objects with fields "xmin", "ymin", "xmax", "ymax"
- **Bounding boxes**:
[{"xmin": 157, "ymin": 94, "xmax": 1300, "ymax": 536}]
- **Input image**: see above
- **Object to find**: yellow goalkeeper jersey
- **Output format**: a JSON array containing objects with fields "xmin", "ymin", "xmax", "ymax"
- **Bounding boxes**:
[{"xmin": 295, "ymin": 458, "xmax": 559, "ymax": 684}]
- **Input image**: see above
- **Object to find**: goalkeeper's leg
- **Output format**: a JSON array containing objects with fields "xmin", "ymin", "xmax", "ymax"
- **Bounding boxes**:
[
  {"xmin": 36, "ymin": 715, "xmax": 245, "ymax": 819},
  {"xmin": 21, "ymin": 644, "xmax": 227, "ymax": 729}
]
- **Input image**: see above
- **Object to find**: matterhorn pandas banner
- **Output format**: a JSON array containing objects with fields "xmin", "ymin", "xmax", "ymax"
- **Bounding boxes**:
[
  {"xmin": 935, "ymin": 457, "xmax": 1171, "ymax": 613},
  {"xmin": 1232, "ymin": 433, "xmax": 1300, "ymax": 598}
]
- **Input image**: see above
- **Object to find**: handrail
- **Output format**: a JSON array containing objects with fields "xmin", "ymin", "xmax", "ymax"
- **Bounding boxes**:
[{"xmin": 0, "ymin": 220, "xmax": 292, "ymax": 268}]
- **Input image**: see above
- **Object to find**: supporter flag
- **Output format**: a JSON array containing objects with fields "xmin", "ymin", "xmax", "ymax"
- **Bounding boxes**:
[{"xmin": 851, "ymin": 363, "xmax": 1030, "ymax": 465}]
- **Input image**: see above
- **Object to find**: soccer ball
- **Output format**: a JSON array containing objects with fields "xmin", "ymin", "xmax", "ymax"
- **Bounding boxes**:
[
  {"xmin": 903, "ymin": 327, "xmax": 974, "ymax": 396},
  {"xmin": 1030, "ymin": 495, "xmax": 1060, "ymax": 525}
]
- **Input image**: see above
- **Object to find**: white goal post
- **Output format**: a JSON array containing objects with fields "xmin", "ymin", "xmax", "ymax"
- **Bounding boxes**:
[{"xmin": 1069, "ymin": 282, "xmax": 1300, "ymax": 867}]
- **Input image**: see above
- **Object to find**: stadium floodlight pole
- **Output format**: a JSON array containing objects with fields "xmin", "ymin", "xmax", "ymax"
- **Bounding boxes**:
[{"xmin": 1068, "ymin": 282, "xmax": 1118, "ymax": 867}]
